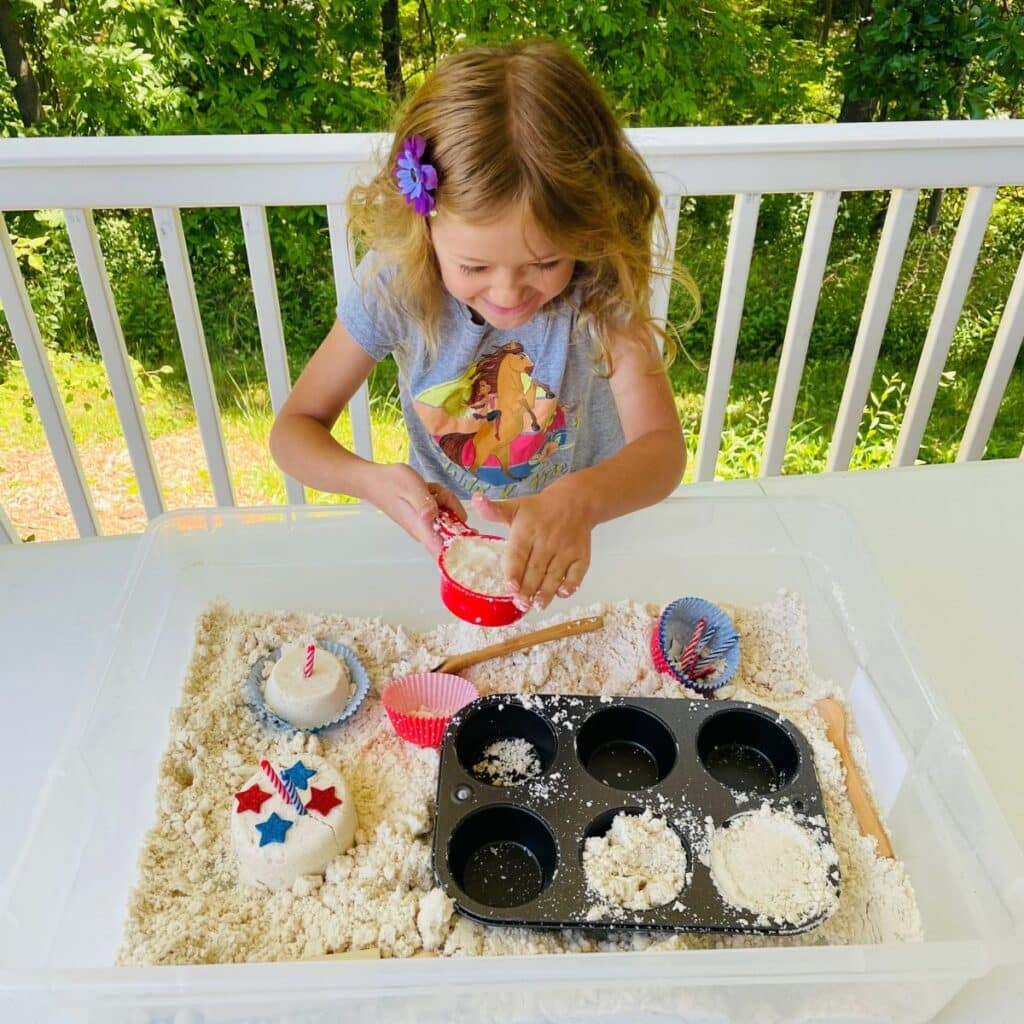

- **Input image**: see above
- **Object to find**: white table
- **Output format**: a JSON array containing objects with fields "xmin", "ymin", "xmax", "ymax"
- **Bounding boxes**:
[{"xmin": 2, "ymin": 459, "xmax": 1021, "ymax": 1022}]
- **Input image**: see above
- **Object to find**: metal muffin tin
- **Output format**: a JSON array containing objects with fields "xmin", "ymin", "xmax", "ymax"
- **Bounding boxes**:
[{"xmin": 432, "ymin": 693, "xmax": 840, "ymax": 935}]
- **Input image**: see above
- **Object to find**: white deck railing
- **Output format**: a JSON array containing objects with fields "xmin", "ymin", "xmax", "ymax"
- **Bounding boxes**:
[{"xmin": 1, "ymin": 122, "xmax": 1023, "ymax": 543}]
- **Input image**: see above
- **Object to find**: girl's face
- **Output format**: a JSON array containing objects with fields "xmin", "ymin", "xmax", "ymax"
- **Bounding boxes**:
[{"xmin": 430, "ymin": 208, "xmax": 575, "ymax": 329}]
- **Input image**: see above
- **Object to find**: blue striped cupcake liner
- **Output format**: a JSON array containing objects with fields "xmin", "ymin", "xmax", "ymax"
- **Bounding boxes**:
[
  {"xmin": 655, "ymin": 597, "xmax": 741, "ymax": 692},
  {"xmin": 244, "ymin": 639, "xmax": 370, "ymax": 733}
]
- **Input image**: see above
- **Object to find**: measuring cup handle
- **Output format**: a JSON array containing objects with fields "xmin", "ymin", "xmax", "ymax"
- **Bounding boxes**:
[{"xmin": 433, "ymin": 508, "xmax": 477, "ymax": 543}]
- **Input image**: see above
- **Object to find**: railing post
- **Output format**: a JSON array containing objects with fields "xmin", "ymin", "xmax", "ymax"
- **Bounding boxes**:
[
  {"xmin": 695, "ymin": 193, "xmax": 761, "ymax": 483},
  {"xmin": 827, "ymin": 189, "xmax": 920, "ymax": 472},
  {"xmin": 761, "ymin": 190, "xmax": 841, "ymax": 478},
  {"xmin": 0, "ymin": 503, "xmax": 18, "ymax": 544},
  {"xmin": 0, "ymin": 214, "xmax": 99, "ymax": 537},
  {"xmin": 239, "ymin": 205, "xmax": 306, "ymax": 505},
  {"xmin": 894, "ymin": 186, "xmax": 997, "ymax": 467},
  {"xmin": 958, "ymin": 248, "xmax": 1024, "ymax": 462},
  {"xmin": 152, "ymin": 207, "xmax": 236, "ymax": 507},
  {"xmin": 64, "ymin": 208, "xmax": 166, "ymax": 521},
  {"xmin": 651, "ymin": 194, "xmax": 682, "ymax": 344},
  {"xmin": 327, "ymin": 202, "xmax": 374, "ymax": 462}
]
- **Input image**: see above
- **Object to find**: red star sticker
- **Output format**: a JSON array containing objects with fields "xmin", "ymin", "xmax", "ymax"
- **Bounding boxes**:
[
  {"xmin": 305, "ymin": 785, "xmax": 342, "ymax": 816},
  {"xmin": 234, "ymin": 784, "xmax": 271, "ymax": 814}
]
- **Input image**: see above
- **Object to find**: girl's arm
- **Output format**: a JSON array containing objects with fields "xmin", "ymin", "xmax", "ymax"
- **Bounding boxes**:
[
  {"xmin": 269, "ymin": 319, "xmax": 464, "ymax": 554},
  {"xmin": 473, "ymin": 330, "xmax": 685, "ymax": 608}
]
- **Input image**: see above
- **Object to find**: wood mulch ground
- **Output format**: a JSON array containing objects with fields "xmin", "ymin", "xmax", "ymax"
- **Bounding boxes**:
[{"xmin": 1, "ymin": 427, "xmax": 273, "ymax": 543}]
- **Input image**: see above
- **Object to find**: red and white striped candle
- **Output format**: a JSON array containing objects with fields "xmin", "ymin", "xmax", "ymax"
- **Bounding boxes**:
[
  {"xmin": 260, "ymin": 759, "xmax": 291, "ymax": 805},
  {"xmin": 678, "ymin": 618, "xmax": 707, "ymax": 676},
  {"xmin": 304, "ymin": 643, "xmax": 316, "ymax": 678}
]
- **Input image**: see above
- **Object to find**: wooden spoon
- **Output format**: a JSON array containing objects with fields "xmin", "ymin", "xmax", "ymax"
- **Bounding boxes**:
[
  {"xmin": 815, "ymin": 697, "xmax": 895, "ymax": 858},
  {"xmin": 431, "ymin": 616, "xmax": 605, "ymax": 675}
]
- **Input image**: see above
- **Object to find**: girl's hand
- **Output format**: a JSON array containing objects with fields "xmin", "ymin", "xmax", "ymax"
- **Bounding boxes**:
[
  {"xmin": 372, "ymin": 464, "xmax": 466, "ymax": 557},
  {"xmin": 471, "ymin": 484, "xmax": 593, "ymax": 611}
]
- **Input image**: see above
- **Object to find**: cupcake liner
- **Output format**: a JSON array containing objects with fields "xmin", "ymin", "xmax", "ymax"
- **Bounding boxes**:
[
  {"xmin": 653, "ymin": 597, "xmax": 741, "ymax": 692},
  {"xmin": 245, "ymin": 640, "xmax": 370, "ymax": 733},
  {"xmin": 381, "ymin": 672, "xmax": 480, "ymax": 748},
  {"xmin": 649, "ymin": 622, "xmax": 673, "ymax": 675}
]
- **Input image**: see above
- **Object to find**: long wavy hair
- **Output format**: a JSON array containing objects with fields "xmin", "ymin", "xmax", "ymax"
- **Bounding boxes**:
[{"xmin": 347, "ymin": 40, "xmax": 700, "ymax": 372}]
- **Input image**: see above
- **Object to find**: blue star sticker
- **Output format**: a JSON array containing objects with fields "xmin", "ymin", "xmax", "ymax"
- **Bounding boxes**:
[
  {"xmin": 255, "ymin": 812, "xmax": 293, "ymax": 847},
  {"xmin": 281, "ymin": 760, "xmax": 317, "ymax": 791}
]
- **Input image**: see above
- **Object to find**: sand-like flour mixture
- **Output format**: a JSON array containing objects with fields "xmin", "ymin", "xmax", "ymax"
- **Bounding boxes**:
[{"xmin": 118, "ymin": 592, "xmax": 921, "ymax": 964}]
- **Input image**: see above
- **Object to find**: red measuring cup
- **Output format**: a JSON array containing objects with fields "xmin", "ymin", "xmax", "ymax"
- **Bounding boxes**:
[{"xmin": 433, "ymin": 509, "xmax": 525, "ymax": 627}]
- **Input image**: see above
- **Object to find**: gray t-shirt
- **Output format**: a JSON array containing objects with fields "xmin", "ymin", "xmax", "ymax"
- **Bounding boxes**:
[{"xmin": 338, "ymin": 264, "xmax": 625, "ymax": 501}]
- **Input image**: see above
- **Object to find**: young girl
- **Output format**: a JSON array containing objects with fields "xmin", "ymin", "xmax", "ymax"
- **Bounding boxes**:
[{"xmin": 270, "ymin": 40, "xmax": 698, "ymax": 614}]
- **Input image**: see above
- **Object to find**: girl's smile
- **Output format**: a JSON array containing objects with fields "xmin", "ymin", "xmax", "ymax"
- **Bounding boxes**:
[
  {"xmin": 430, "ymin": 210, "xmax": 575, "ymax": 328},
  {"xmin": 481, "ymin": 295, "xmax": 534, "ymax": 317}
]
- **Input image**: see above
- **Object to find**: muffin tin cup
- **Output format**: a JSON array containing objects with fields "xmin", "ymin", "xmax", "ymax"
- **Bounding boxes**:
[
  {"xmin": 434, "ymin": 509, "xmax": 525, "ymax": 627},
  {"xmin": 433, "ymin": 694, "xmax": 840, "ymax": 935},
  {"xmin": 244, "ymin": 640, "xmax": 370, "ymax": 734},
  {"xmin": 652, "ymin": 597, "xmax": 741, "ymax": 693}
]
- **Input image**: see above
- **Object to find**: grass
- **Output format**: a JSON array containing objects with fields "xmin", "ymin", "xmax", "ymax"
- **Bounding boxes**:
[
  {"xmin": 0, "ymin": 351, "xmax": 412, "ymax": 512},
  {"xmin": 2, "ymin": 348, "xmax": 1020, "ymax": 533},
  {"xmin": 670, "ymin": 357, "xmax": 1024, "ymax": 474}
]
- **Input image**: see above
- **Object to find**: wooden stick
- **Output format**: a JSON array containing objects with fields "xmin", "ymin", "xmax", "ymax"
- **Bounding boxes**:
[
  {"xmin": 432, "ymin": 616, "xmax": 605, "ymax": 675},
  {"xmin": 815, "ymin": 697, "xmax": 895, "ymax": 858}
]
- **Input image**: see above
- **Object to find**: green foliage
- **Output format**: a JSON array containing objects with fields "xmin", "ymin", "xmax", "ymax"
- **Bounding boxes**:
[
  {"xmin": 840, "ymin": 0, "xmax": 1022, "ymax": 120},
  {"xmin": 0, "ymin": 349, "xmax": 178, "ymax": 446},
  {"xmin": 669, "ymin": 355, "xmax": 1020, "ymax": 477},
  {"xmin": 12, "ymin": 0, "xmax": 188, "ymax": 135},
  {"xmin": 175, "ymin": 0, "xmax": 389, "ymax": 133},
  {"xmin": 672, "ymin": 187, "xmax": 1024, "ymax": 372},
  {"xmin": 426, "ymin": 0, "xmax": 827, "ymax": 125},
  {"xmin": 4, "ymin": 0, "xmax": 391, "ymax": 138}
]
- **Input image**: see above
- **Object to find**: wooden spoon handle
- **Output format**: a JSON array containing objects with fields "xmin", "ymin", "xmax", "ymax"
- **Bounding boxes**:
[
  {"xmin": 834, "ymin": 742, "xmax": 895, "ymax": 858},
  {"xmin": 817, "ymin": 698, "xmax": 895, "ymax": 859},
  {"xmin": 434, "ymin": 616, "xmax": 605, "ymax": 675}
]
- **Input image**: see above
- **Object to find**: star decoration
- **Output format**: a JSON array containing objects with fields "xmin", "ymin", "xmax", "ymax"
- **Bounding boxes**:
[
  {"xmin": 305, "ymin": 785, "xmax": 342, "ymax": 816},
  {"xmin": 281, "ymin": 760, "xmax": 317, "ymax": 791},
  {"xmin": 255, "ymin": 812, "xmax": 293, "ymax": 847},
  {"xmin": 234, "ymin": 784, "xmax": 271, "ymax": 814}
]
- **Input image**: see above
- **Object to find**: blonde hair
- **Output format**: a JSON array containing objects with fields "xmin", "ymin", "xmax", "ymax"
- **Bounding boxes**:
[{"xmin": 347, "ymin": 39, "xmax": 699, "ymax": 371}]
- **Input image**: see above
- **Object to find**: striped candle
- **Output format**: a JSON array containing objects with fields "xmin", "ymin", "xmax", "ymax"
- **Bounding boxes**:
[
  {"xmin": 678, "ymin": 618, "xmax": 707, "ymax": 676},
  {"xmin": 304, "ymin": 643, "xmax": 316, "ymax": 678},
  {"xmin": 259, "ymin": 758, "xmax": 306, "ymax": 815},
  {"xmin": 281, "ymin": 772, "xmax": 307, "ymax": 815}
]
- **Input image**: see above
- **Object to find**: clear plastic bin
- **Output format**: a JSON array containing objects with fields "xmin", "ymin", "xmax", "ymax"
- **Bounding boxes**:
[{"xmin": 2, "ymin": 497, "xmax": 1021, "ymax": 1023}]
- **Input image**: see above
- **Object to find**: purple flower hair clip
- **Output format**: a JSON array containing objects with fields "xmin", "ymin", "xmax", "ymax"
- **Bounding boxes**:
[{"xmin": 394, "ymin": 135, "xmax": 438, "ymax": 218}]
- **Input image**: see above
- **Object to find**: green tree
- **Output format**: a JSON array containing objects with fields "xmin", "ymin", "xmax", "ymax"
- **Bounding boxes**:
[
  {"xmin": 426, "ymin": 0, "xmax": 828, "ymax": 126},
  {"xmin": 836, "ymin": 0, "xmax": 879, "ymax": 122},
  {"xmin": 838, "ymin": 0, "xmax": 1023, "ymax": 225},
  {"xmin": 1, "ymin": 0, "xmax": 394, "ymax": 137},
  {"xmin": 840, "ymin": 0, "xmax": 1015, "ymax": 122},
  {"xmin": 381, "ymin": 0, "xmax": 405, "ymax": 102},
  {"xmin": 0, "ymin": 0, "xmax": 44, "ymax": 127},
  {"xmin": 4, "ymin": 0, "xmax": 188, "ymax": 135},
  {"xmin": 175, "ymin": 0, "xmax": 388, "ymax": 134}
]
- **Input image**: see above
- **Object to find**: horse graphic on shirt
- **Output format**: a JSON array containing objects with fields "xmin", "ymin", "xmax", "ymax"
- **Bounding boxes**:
[{"xmin": 413, "ymin": 340, "xmax": 563, "ymax": 483}]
